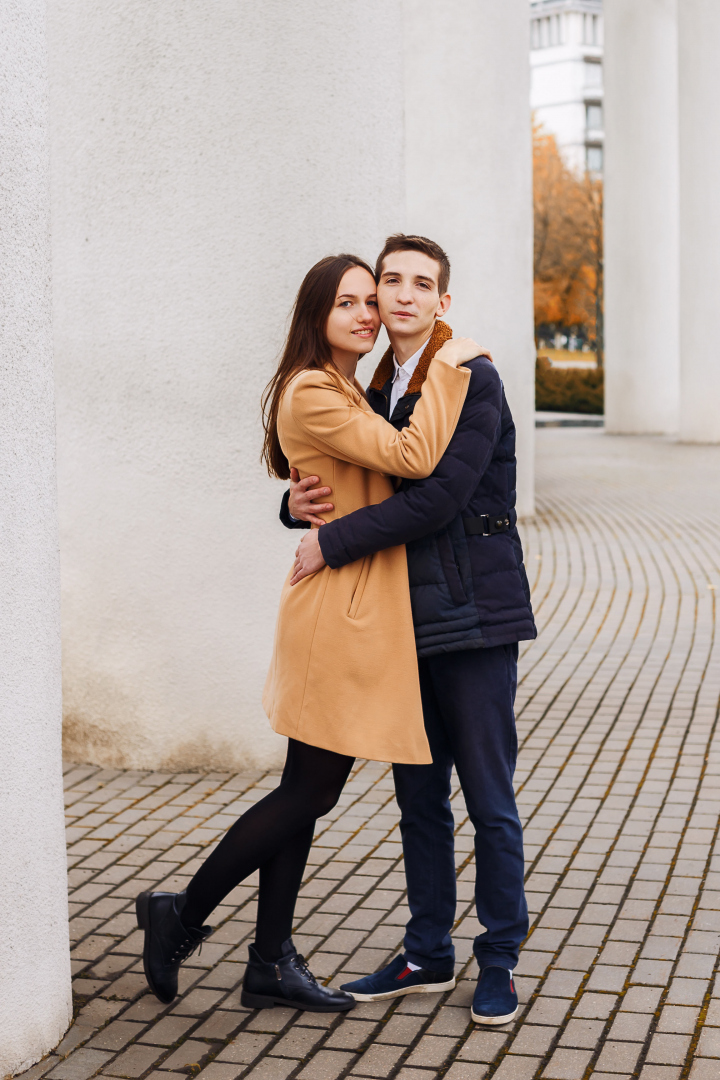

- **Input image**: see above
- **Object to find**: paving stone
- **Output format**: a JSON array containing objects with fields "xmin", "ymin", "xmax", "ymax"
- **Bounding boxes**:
[
  {"xmin": 101, "ymin": 1044, "xmax": 166, "ymax": 1077},
  {"xmin": 217, "ymin": 1033, "xmax": 275, "ymax": 1064},
  {"xmin": 86, "ymin": 1021, "xmax": 147, "ymax": 1051},
  {"xmin": 594, "ymin": 1041, "xmax": 642, "ymax": 1074},
  {"xmin": 666, "ymin": 978, "xmax": 708, "ymax": 1006},
  {"xmin": 491, "ymin": 1057, "xmax": 542, "ymax": 1080},
  {"xmin": 526, "ymin": 997, "xmax": 569, "ymax": 1023},
  {"xmin": 352, "ymin": 1043, "xmax": 404, "ymax": 1076},
  {"xmin": 243, "ymin": 1060, "xmax": 299, "ymax": 1080},
  {"xmin": 192, "ymin": 1011, "xmax": 246, "ymax": 1041},
  {"xmin": 405, "ymin": 1035, "xmax": 459, "ymax": 1067},
  {"xmin": 297, "ymin": 1051, "xmax": 355, "ymax": 1080},
  {"xmin": 48, "ymin": 1050, "xmax": 113, "ymax": 1080},
  {"xmin": 558, "ymin": 1018, "xmax": 604, "ymax": 1048},
  {"xmin": 658, "ymin": 1005, "xmax": 700, "ymax": 1034},
  {"xmin": 645, "ymin": 1033, "xmax": 693, "ymax": 1064},
  {"xmin": 426, "ymin": 1006, "xmax": 470, "ymax": 1037},
  {"xmin": 161, "ymin": 1041, "xmax": 214, "ymax": 1070},
  {"xmin": 270, "ymin": 1027, "xmax": 325, "ymax": 1058},
  {"xmin": 586, "ymin": 966, "xmax": 628, "ymax": 992},
  {"xmin": 696, "ymin": 1026, "xmax": 720, "ymax": 1056},
  {"xmin": 539, "ymin": 971, "xmax": 584, "ymax": 998},
  {"xmin": 396, "ymin": 1070, "xmax": 440, "ymax": 1080},
  {"xmin": 621, "ymin": 986, "xmax": 663, "ymax": 1012},
  {"xmin": 576, "ymin": 1003, "xmax": 616, "ymax": 1030},
  {"xmin": 324, "ymin": 1020, "xmax": 379, "ymax": 1050},
  {"xmin": 456, "ymin": 1031, "xmax": 509, "ymax": 1062},
  {"xmin": 170, "ymin": 988, "xmax": 226, "ymax": 1015},
  {"xmin": 608, "ymin": 1011, "xmax": 653, "ymax": 1042},
  {"xmin": 508, "ymin": 1025, "xmax": 555, "ymax": 1056},
  {"xmin": 541, "ymin": 1047, "xmax": 593, "ymax": 1079},
  {"xmin": 375, "ymin": 1014, "xmax": 425, "ymax": 1044},
  {"xmin": 444, "ymin": 1063, "xmax": 490, "ymax": 1080}
]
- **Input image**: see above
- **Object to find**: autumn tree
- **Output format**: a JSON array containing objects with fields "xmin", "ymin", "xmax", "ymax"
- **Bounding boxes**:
[{"xmin": 533, "ymin": 124, "xmax": 604, "ymax": 364}]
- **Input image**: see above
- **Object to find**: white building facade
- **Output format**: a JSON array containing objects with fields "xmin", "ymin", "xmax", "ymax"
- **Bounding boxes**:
[{"xmin": 530, "ymin": 0, "xmax": 604, "ymax": 172}]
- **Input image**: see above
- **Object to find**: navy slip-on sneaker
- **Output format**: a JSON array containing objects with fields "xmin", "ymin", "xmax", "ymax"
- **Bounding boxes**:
[
  {"xmin": 340, "ymin": 954, "xmax": 455, "ymax": 1001},
  {"xmin": 471, "ymin": 965, "xmax": 518, "ymax": 1024}
]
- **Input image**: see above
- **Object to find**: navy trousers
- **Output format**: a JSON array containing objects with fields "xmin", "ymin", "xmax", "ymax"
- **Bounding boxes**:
[{"xmin": 393, "ymin": 643, "xmax": 528, "ymax": 972}]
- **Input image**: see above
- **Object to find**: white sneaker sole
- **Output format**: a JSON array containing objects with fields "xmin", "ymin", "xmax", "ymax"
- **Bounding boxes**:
[
  {"xmin": 348, "ymin": 977, "xmax": 456, "ymax": 1002},
  {"xmin": 471, "ymin": 1006, "xmax": 518, "ymax": 1025}
]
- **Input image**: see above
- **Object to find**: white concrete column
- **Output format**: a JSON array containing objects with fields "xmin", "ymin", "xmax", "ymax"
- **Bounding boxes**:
[
  {"xmin": 0, "ymin": 1, "xmax": 72, "ymax": 1071},
  {"xmin": 678, "ymin": 1, "xmax": 720, "ymax": 442},
  {"xmin": 403, "ymin": 0, "xmax": 536, "ymax": 517},
  {"xmin": 49, "ymin": 1, "xmax": 406, "ymax": 771},
  {"xmin": 603, "ymin": 0, "xmax": 680, "ymax": 435}
]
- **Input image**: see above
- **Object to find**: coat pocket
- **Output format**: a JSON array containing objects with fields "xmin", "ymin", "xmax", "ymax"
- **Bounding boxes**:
[
  {"xmin": 348, "ymin": 556, "xmax": 372, "ymax": 619},
  {"xmin": 436, "ymin": 530, "xmax": 468, "ymax": 606}
]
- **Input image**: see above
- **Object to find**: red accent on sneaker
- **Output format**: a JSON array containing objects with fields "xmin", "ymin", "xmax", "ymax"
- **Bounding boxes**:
[
  {"xmin": 396, "ymin": 965, "xmax": 414, "ymax": 981},
  {"xmin": 510, "ymin": 978, "xmax": 515, "ymax": 993}
]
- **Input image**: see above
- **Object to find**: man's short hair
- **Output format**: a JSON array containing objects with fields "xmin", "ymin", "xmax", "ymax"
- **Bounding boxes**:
[{"xmin": 375, "ymin": 234, "xmax": 451, "ymax": 296}]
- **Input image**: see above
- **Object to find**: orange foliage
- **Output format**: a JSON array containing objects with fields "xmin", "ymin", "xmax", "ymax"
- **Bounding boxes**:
[{"xmin": 533, "ymin": 124, "xmax": 604, "ymax": 361}]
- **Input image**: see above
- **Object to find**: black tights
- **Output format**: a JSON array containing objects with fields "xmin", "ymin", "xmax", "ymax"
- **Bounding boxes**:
[{"xmin": 183, "ymin": 739, "xmax": 355, "ymax": 960}]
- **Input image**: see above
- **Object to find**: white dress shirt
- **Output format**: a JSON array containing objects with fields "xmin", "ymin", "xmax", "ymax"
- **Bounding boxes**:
[{"xmin": 388, "ymin": 339, "xmax": 429, "ymax": 416}]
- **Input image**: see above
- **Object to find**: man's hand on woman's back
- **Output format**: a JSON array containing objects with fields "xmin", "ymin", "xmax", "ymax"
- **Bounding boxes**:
[{"xmin": 288, "ymin": 467, "xmax": 334, "ymax": 526}]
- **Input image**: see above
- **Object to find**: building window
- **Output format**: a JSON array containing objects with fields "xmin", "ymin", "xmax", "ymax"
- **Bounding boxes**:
[
  {"xmin": 586, "ymin": 103, "xmax": 603, "ymax": 131},
  {"xmin": 531, "ymin": 13, "xmax": 564, "ymax": 49},
  {"xmin": 587, "ymin": 145, "xmax": 603, "ymax": 173},
  {"xmin": 583, "ymin": 13, "xmax": 602, "ymax": 45},
  {"xmin": 584, "ymin": 60, "xmax": 602, "ymax": 87}
]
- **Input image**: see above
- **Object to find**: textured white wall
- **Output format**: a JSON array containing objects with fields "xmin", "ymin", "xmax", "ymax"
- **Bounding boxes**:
[
  {"xmin": 604, "ymin": 0, "xmax": 680, "ymax": 435},
  {"xmin": 0, "ymin": 0, "xmax": 72, "ymax": 1070},
  {"xmin": 403, "ymin": 0, "xmax": 536, "ymax": 517},
  {"xmin": 678, "ymin": 0, "xmax": 720, "ymax": 442},
  {"xmin": 49, "ymin": 1, "xmax": 405, "ymax": 771}
]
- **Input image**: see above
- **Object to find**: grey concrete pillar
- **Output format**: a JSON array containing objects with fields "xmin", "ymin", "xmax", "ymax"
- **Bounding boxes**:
[
  {"xmin": 404, "ymin": 0, "xmax": 536, "ymax": 517},
  {"xmin": 49, "ymin": 1, "xmax": 406, "ymax": 771},
  {"xmin": 678, "ymin": 0, "xmax": 720, "ymax": 442},
  {"xmin": 604, "ymin": 0, "xmax": 680, "ymax": 435},
  {"xmin": 0, "ymin": 0, "xmax": 72, "ymax": 1071}
]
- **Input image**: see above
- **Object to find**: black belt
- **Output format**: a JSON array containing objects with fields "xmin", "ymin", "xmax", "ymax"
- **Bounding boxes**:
[{"xmin": 464, "ymin": 514, "xmax": 511, "ymax": 537}]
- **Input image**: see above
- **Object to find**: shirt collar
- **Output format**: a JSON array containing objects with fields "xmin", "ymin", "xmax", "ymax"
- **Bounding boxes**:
[{"xmin": 391, "ymin": 338, "xmax": 429, "ymax": 385}]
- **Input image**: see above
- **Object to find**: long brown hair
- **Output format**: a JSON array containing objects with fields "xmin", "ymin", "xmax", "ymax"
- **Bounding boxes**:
[{"xmin": 261, "ymin": 254, "xmax": 375, "ymax": 479}]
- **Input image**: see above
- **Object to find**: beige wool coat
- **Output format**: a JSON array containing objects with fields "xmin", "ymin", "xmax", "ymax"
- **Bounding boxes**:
[{"xmin": 262, "ymin": 353, "xmax": 470, "ymax": 764}]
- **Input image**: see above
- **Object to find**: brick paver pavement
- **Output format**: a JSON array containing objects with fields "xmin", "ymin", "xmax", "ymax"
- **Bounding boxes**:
[{"xmin": 16, "ymin": 430, "xmax": 720, "ymax": 1080}]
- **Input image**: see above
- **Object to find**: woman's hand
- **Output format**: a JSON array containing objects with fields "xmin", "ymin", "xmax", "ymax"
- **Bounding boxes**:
[{"xmin": 434, "ymin": 337, "xmax": 493, "ymax": 367}]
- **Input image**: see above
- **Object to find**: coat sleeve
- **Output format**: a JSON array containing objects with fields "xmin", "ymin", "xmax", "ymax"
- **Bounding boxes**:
[
  {"xmin": 279, "ymin": 489, "xmax": 310, "ymax": 530},
  {"xmin": 290, "ymin": 362, "xmax": 470, "ymax": 480},
  {"xmin": 317, "ymin": 360, "xmax": 503, "ymax": 568}
]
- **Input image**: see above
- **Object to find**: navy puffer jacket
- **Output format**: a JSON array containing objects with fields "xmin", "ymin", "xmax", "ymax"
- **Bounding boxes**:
[{"xmin": 281, "ymin": 348, "xmax": 536, "ymax": 656}]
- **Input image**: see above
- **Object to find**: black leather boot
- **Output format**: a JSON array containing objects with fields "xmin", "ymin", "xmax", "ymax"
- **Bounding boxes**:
[
  {"xmin": 241, "ymin": 939, "xmax": 355, "ymax": 1012},
  {"xmin": 136, "ymin": 890, "xmax": 211, "ymax": 1004}
]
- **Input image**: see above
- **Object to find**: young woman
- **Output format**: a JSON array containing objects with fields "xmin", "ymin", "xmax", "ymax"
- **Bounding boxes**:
[{"xmin": 136, "ymin": 254, "xmax": 477, "ymax": 1013}]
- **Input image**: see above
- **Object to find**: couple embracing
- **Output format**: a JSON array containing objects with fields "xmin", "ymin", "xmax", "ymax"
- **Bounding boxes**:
[{"xmin": 136, "ymin": 234, "xmax": 537, "ymax": 1027}]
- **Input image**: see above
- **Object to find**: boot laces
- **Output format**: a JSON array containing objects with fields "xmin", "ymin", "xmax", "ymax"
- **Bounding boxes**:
[
  {"xmin": 169, "ymin": 931, "xmax": 205, "ymax": 966},
  {"xmin": 293, "ymin": 953, "xmax": 317, "ymax": 984}
]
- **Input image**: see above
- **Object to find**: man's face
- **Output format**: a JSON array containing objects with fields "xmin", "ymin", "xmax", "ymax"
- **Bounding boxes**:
[{"xmin": 376, "ymin": 250, "xmax": 451, "ymax": 341}]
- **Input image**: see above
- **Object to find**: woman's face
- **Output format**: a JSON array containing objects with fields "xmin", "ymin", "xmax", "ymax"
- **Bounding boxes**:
[{"xmin": 325, "ymin": 266, "xmax": 380, "ymax": 358}]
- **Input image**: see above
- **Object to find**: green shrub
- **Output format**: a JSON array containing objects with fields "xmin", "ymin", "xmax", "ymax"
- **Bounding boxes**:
[{"xmin": 535, "ymin": 357, "xmax": 604, "ymax": 414}]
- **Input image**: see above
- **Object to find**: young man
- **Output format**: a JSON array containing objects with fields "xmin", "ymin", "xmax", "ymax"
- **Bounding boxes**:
[{"xmin": 282, "ymin": 234, "xmax": 536, "ymax": 1024}]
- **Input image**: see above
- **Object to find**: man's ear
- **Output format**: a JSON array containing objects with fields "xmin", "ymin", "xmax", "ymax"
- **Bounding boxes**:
[{"xmin": 436, "ymin": 293, "xmax": 451, "ymax": 318}]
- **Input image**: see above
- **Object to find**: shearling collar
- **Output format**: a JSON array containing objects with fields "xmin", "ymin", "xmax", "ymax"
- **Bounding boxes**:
[{"xmin": 368, "ymin": 319, "xmax": 453, "ymax": 396}]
